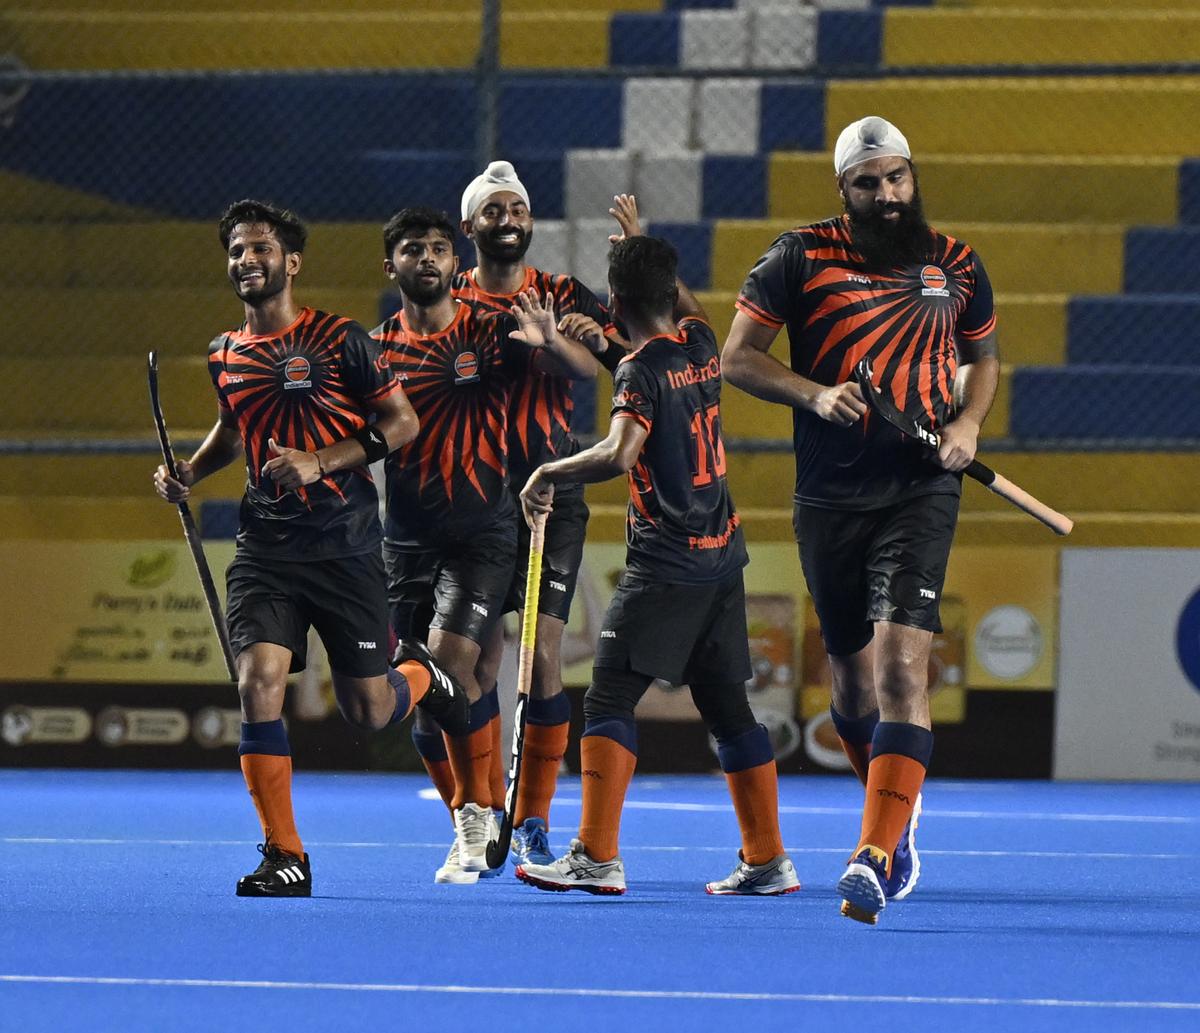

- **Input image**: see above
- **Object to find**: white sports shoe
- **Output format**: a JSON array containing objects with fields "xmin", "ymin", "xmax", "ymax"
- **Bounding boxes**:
[
  {"xmin": 434, "ymin": 838, "xmax": 480, "ymax": 885},
  {"xmin": 454, "ymin": 802, "xmax": 494, "ymax": 873},
  {"xmin": 515, "ymin": 838, "xmax": 626, "ymax": 895},
  {"xmin": 705, "ymin": 852, "xmax": 801, "ymax": 896}
]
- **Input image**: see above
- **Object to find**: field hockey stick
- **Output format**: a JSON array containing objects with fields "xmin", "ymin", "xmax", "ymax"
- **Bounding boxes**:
[
  {"xmin": 853, "ymin": 358, "xmax": 1073, "ymax": 536},
  {"xmin": 148, "ymin": 351, "xmax": 239, "ymax": 680},
  {"xmin": 485, "ymin": 510, "xmax": 548, "ymax": 869}
]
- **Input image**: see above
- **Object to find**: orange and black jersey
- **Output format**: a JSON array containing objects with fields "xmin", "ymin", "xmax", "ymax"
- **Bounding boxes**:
[
  {"xmin": 611, "ymin": 317, "xmax": 748, "ymax": 585},
  {"xmin": 207, "ymin": 307, "xmax": 399, "ymax": 559},
  {"xmin": 454, "ymin": 266, "xmax": 614, "ymax": 491},
  {"xmin": 371, "ymin": 299, "xmax": 528, "ymax": 544},
  {"xmin": 737, "ymin": 216, "xmax": 996, "ymax": 510}
]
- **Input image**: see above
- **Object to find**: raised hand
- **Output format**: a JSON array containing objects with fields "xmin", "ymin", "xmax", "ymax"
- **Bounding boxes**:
[
  {"xmin": 509, "ymin": 290, "xmax": 559, "ymax": 349},
  {"xmin": 608, "ymin": 193, "xmax": 643, "ymax": 244},
  {"xmin": 261, "ymin": 437, "xmax": 322, "ymax": 490}
]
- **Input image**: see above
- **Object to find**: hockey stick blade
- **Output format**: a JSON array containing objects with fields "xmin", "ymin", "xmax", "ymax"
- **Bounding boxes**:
[
  {"xmin": 853, "ymin": 358, "xmax": 1073, "ymax": 536},
  {"xmin": 485, "ymin": 512, "xmax": 548, "ymax": 869}
]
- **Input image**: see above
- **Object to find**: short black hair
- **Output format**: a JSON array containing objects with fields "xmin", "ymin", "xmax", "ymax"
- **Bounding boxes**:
[
  {"xmin": 383, "ymin": 207, "xmax": 457, "ymax": 257},
  {"xmin": 607, "ymin": 236, "xmax": 679, "ymax": 322},
  {"xmin": 218, "ymin": 199, "xmax": 307, "ymax": 253}
]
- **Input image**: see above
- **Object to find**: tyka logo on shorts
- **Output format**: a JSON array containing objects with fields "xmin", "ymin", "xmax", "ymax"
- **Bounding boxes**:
[
  {"xmin": 454, "ymin": 351, "xmax": 481, "ymax": 384},
  {"xmin": 358, "ymin": 641, "xmax": 377, "ymax": 650},
  {"xmin": 283, "ymin": 356, "xmax": 312, "ymax": 390}
]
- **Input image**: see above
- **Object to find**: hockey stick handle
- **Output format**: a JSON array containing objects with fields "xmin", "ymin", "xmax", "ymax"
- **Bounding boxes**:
[
  {"xmin": 963, "ymin": 459, "xmax": 1074, "ymax": 536},
  {"xmin": 485, "ymin": 512, "xmax": 547, "ymax": 869},
  {"xmin": 148, "ymin": 352, "xmax": 239, "ymax": 681}
]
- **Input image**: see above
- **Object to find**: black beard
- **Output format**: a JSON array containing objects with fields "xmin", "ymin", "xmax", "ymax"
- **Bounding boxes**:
[
  {"xmin": 399, "ymin": 271, "xmax": 450, "ymax": 306},
  {"xmin": 233, "ymin": 265, "xmax": 287, "ymax": 305},
  {"xmin": 845, "ymin": 191, "xmax": 932, "ymax": 272},
  {"xmin": 475, "ymin": 225, "xmax": 531, "ymax": 262}
]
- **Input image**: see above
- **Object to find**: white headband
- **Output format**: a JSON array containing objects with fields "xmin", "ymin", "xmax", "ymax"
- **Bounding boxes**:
[
  {"xmin": 834, "ymin": 116, "xmax": 911, "ymax": 177},
  {"xmin": 460, "ymin": 160, "xmax": 531, "ymax": 221}
]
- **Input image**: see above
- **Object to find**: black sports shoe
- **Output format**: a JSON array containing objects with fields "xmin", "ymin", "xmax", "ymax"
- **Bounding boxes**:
[
  {"xmin": 236, "ymin": 842, "xmax": 311, "ymax": 898},
  {"xmin": 393, "ymin": 638, "xmax": 470, "ymax": 735}
]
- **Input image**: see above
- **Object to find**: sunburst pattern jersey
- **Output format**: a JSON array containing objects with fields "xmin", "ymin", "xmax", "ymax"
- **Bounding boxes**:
[
  {"xmin": 736, "ymin": 215, "xmax": 996, "ymax": 509},
  {"xmin": 454, "ymin": 266, "xmax": 614, "ymax": 491},
  {"xmin": 207, "ymin": 307, "xmax": 400, "ymax": 558},
  {"xmin": 371, "ymin": 299, "xmax": 528, "ymax": 544}
]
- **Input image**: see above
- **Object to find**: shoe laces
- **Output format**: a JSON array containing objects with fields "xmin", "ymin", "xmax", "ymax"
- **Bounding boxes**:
[{"xmin": 525, "ymin": 822, "xmax": 550, "ymax": 856}]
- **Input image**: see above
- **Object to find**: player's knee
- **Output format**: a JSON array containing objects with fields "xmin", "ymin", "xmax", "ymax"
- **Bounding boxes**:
[
  {"xmin": 238, "ymin": 672, "xmax": 286, "ymax": 718},
  {"xmin": 876, "ymin": 656, "xmax": 927, "ymax": 706},
  {"xmin": 337, "ymin": 690, "xmax": 390, "ymax": 731},
  {"xmin": 690, "ymin": 681, "xmax": 757, "ymax": 741},
  {"xmin": 584, "ymin": 668, "xmax": 646, "ymax": 723}
]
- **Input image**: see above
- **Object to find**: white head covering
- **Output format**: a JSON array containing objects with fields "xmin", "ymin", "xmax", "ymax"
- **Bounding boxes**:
[
  {"xmin": 833, "ymin": 116, "xmax": 911, "ymax": 177},
  {"xmin": 460, "ymin": 160, "xmax": 531, "ymax": 221}
]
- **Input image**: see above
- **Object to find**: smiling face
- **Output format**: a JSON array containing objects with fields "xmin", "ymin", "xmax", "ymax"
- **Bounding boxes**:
[
  {"xmin": 385, "ymin": 227, "xmax": 458, "ymax": 306},
  {"xmin": 463, "ymin": 190, "xmax": 533, "ymax": 263},
  {"xmin": 226, "ymin": 222, "xmax": 300, "ymax": 304}
]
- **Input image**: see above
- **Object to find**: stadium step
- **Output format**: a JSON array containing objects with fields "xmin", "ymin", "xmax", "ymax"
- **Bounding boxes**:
[
  {"xmin": 710, "ymin": 221, "xmax": 1126, "ymax": 294},
  {"xmin": 883, "ymin": 9, "xmax": 1200, "ymax": 68},
  {"xmin": 768, "ymin": 153, "xmax": 1179, "ymax": 227},
  {"xmin": 5, "ymin": 10, "xmax": 614, "ymax": 71},
  {"xmin": 824, "ymin": 77, "xmax": 1200, "ymax": 158}
]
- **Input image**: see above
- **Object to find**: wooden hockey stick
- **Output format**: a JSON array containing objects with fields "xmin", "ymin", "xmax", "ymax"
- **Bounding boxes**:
[
  {"xmin": 853, "ymin": 358, "xmax": 1073, "ymax": 536},
  {"xmin": 485, "ymin": 511, "xmax": 548, "ymax": 869},
  {"xmin": 148, "ymin": 351, "xmax": 239, "ymax": 680}
]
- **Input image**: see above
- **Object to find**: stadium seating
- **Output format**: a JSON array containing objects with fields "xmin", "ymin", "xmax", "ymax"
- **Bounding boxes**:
[{"xmin": 3, "ymin": 0, "xmax": 1197, "ymax": 545}]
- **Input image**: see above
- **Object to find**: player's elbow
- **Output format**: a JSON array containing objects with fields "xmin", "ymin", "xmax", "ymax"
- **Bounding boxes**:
[{"xmin": 387, "ymin": 411, "xmax": 420, "ymax": 452}]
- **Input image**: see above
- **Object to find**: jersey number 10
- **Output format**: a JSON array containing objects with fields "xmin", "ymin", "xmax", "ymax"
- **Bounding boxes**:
[{"xmin": 690, "ymin": 404, "xmax": 727, "ymax": 487}]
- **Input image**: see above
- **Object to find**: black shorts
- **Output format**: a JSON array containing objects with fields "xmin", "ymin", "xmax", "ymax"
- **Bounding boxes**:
[
  {"xmin": 225, "ymin": 549, "xmax": 390, "ymax": 678},
  {"xmin": 593, "ymin": 569, "xmax": 752, "ymax": 686},
  {"xmin": 794, "ymin": 492, "xmax": 960, "ymax": 657},
  {"xmin": 505, "ymin": 487, "xmax": 589, "ymax": 622},
  {"xmin": 383, "ymin": 520, "xmax": 518, "ymax": 645}
]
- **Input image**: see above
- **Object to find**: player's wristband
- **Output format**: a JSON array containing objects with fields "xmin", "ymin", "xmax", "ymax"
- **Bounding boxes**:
[
  {"xmin": 352, "ymin": 424, "xmax": 390, "ymax": 464},
  {"xmin": 598, "ymin": 338, "xmax": 626, "ymax": 373}
]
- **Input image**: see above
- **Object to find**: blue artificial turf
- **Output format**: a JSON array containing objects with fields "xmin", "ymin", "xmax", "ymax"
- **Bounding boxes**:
[{"xmin": 2, "ymin": 770, "xmax": 1198, "ymax": 1032}]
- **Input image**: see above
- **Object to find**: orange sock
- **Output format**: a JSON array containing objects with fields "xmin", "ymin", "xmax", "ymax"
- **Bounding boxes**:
[
  {"xmin": 396, "ymin": 660, "xmax": 431, "ymax": 714},
  {"xmin": 578, "ymin": 720, "xmax": 637, "ymax": 862},
  {"xmin": 412, "ymin": 724, "xmax": 456, "ymax": 816},
  {"xmin": 445, "ymin": 695, "xmax": 494, "ymax": 809},
  {"xmin": 725, "ymin": 760, "xmax": 785, "ymax": 865},
  {"xmin": 239, "ymin": 754, "xmax": 304, "ymax": 857},
  {"xmin": 857, "ymin": 753, "xmax": 926, "ymax": 873},
  {"xmin": 515, "ymin": 721, "xmax": 569, "ymax": 827},
  {"xmin": 839, "ymin": 738, "xmax": 872, "ymax": 786},
  {"xmin": 488, "ymin": 710, "xmax": 506, "ymax": 810}
]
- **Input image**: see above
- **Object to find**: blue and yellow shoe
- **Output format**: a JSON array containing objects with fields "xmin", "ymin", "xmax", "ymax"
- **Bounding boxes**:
[
  {"xmin": 511, "ymin": 816, "xmax": 555, "ymax": 867},
  {"xmin": 838, "ymin": 845, "xmax": 888, "ymax": 925},
  {"xmin": 884, "ymin": 792, "xmax": 922, "ymax": 900}
]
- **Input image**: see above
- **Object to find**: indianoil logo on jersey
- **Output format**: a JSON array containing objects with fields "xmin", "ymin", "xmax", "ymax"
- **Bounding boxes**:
[
  {"xmin": 454, "ymin": 350, "xmax": 480, "ymax": 384},
  {"xmin": 283, "ymin": 355, "xmax": 312, "ymax": 390},
  {"xmin": 920, "ymin": 265, "xmax": 950, "ymax": 298}
]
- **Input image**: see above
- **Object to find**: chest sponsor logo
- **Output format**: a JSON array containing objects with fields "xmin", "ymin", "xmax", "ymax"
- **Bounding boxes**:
[
  {"xmin": 847, "ymin": 273, "xmax": 872, "ymax": 286},
  {"xmin": 283, "ymin": 356, "xmax": 312, "ymax": 390},
  {"xmin": 226, "ymin": 374, "xmax": 244, "ymax": 384},
  {"xmin": 454, "ymin": 350, "xmax": 481, "ymax": 384},
  {"xmin": 920, "ymin": 265, "xmax": 950, "ymax": 298}
]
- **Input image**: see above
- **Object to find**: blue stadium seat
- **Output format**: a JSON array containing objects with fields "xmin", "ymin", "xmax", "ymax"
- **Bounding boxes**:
[
  {"xmin": 1124, "ymin": 227, "xmax": 1200, "ymax": 294},
  {"xmin": 1010, "ymin": 366, "xmax": 1200, "ymax": 441},
  {"xmin": 1067, "ymin": 295, "xmax": 1200, "ymax": 367}
]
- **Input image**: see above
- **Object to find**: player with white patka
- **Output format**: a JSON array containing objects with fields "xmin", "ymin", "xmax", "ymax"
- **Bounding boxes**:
[{"xmin": 723, "ymin": 116, "xmax": 1001, "ymax": 924}]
